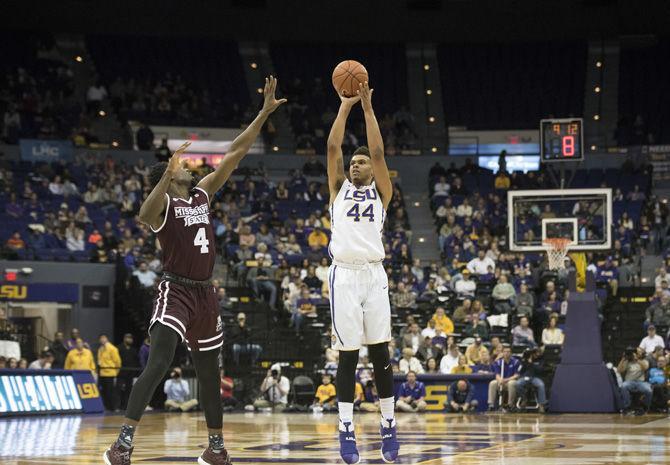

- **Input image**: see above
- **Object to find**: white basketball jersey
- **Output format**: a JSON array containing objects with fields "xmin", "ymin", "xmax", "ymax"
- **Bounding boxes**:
[{"xmin": 329, "ymin": 179, "xmax": 386, "ymax": 264}]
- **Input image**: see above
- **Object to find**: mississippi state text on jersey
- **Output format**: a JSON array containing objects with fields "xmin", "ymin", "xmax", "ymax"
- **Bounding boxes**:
[{"xmin": 151, "ymin": 186, "xmax": 215, "ymax": 281}]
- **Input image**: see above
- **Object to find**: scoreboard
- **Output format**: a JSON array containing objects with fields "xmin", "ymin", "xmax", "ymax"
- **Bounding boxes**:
[{"xmin": 540, "ymin": 118, "xmax": 584, "ymax": 162}]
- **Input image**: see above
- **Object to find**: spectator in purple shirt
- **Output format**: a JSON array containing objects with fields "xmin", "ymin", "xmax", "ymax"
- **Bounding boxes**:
[
  {"xmin": 446, "ymin": 379, "xmax": 478, "ymax": 413},
  {"xmin": 139, "ymin": 336, "xmax": 151, "ymax": 369},
  {"xmin": 487, "ymin": 346, "xmax": 520, "ymax": 411},
  {"xmin": 5, "ymin": 193, "xmax": 23, "ymax": 218},
  {"xmin": 597, "ymin": 258, "xmax": 619, "ymax": 296},
  {"xmin": 396, "ymin": 371, "xmax": 427, "ymax": 412}
]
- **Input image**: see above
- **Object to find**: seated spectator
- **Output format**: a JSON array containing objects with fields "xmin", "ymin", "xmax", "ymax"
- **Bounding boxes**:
[
  {"xmin": 421, "ymin": 319, "xmax": 440, "ymax": 339},
  {"xmin": 514, "ymin": 283, "xmax": 535, "ymax": 317},
  {"xmin": 401, "ymin": 323, "xmax": 423, "ymax": 355},
  {"xmin": 451, "ymin": 355, "xmax": 473, "ymax": 374},
  {"xmin": 303, "ymin": 155, "xmax": 327, "ymax": 176},
  {"xmin": 515, "ymin": 348, "xmax": 547, "ymax": 413},
  {"xmin": 399, "ymin": 348, "xmax": 425, "ymax": 374},
  {"xmin": 463, "ymin": 318, "xmax": 489, "ymax": 340},
  {"xmin": 467, "ymin": 250, "xmax": 496, "ymax": 276},
  {"xmin": 473, "ymin": 350, "xmax": 495, "ymax": 374},
  {"xmin": 302, "ymin": 266, "xmax": 323, "ymax": 293},
  {"xmin": 5, "ymin": 193, "xmax": 23, "ymax": 218},
  {"xmin": 396, "ymin": 371, "xmax": 427, "ymax": 412},
  {"xmin": 433, "ymin": 176, "xmax": 450, "ymax": 197},
  {"xmin": 133, "ymin": 262, "xmax": 157, "ymax": 288},
  {"xmin": 219, "ymin": 368, "xmax": 239, "ymax": 410},
  {"xmin": 6, "ymin": 231, "xmax": 25, "ymax": 251},
  {"xmin": 439, "ymin": 344, "xmax": 461, "ymax": 374},
  {"xmin": 446, "ymin": 379, "xmax": 478, "ymax": 413},
  {"xmin": 456, "ymin": 198, "xmax": 472, "ymax": 217},
  {"xmin": 618, "ymin": 347, "xmax": 652, "ymax": 414},
  {"xmin": 360, "ymin": 380, "xmax": 379, "ymax": 412},
  {"xmin": 425, "ymin": 357, "xmax": 439, "ymax": 374},
  {"xmin": 487, "ymin": 346, "xmax": 520, "ymax": 411},
  {"xmin": 230, "ymin": 313, "xmax": 262, "ymax": 365},
  {"xmin": 648, "ymin": 356, "xmax": 669, "ymax": 412},
  {"xmin": 64, "ymin": 338, "xmax": 96, "ymax": 376},
  {"xmin": 391, "ymin": 282, "xmax": 417, "ymax": 309},
  {"xmin": 308, "ymin": 227, "xmax": 329, "ymax": 248},
  {"xmin": 655, "ymin": 267, "xmax": 669, "ymax": 289},
  {"xmin": 247, "ymin": 254, "xmax": 277, "ymax": 310},
  {"xmin": 542, "ymin": 314, "xmax": 565, "ymax": 345},
  {"xmin": 596, "ymin": 258, "xmax": 619, "ymax": 296},
  {"xmin": 253, "ymin": 364, "xmax": 290, "ymax": 412},
  {"xmin": 494, "ymin": 171, "xmax": 511, "ymax": 190},
  {"xmin": 645, "ymin": 295, "xmax": 670, "ymax": 328},
  {"xmin": 164, "ymin": 367, "xmax": 198, "ymax": 412},
  {"xmin": 312, "ymin": 373, "xmax": 337, "ymax": 412},
  {"xmin": 292, "ymin": 288, "xmax": 318, "ymax": 334},
  {"xmin": 417, "ymin": 335, "xmax": 439, "ymax": 362},
  {"xmin": 492, "ymin": 274, "xmax": 516, "ymax": 314},
  {"xmin": 465, "ymin": 337, "xmax": 489, "ymax": 365},
  {"xmin": 238, "ymin": 225, "xmax": 256, "ymax": 247},
  {"xmin": 430, "ymin": 307, "xmax": 454, "ymax": 335},
  {"xmin": 639, "ymin": 325, "xmax": 666, "ymax": 354},
  {"xmin": 28, "ymin": 351, "xmax": 54, "ymax": 370},
  {"xmin": 452, "ymin": 299, "xmax": 472, "ymax": 324},
  {"xmin": 454, "ymin": 269, "xmax": 476, "ymax": 298},
  {"xmin": 512, "ymin": 316, "xmax": 536, "ymax": 347}
]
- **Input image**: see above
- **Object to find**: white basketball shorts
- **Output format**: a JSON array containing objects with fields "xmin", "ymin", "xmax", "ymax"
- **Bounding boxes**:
[{"xmin": 327, "ymin": 261, "xmax": 392, "ymax": 351}]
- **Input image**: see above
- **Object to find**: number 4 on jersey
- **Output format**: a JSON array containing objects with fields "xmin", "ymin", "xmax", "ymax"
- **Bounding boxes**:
[
  {"xmin": 194, "ymin": 227, "xmax": 209, "ymax": 253},
  {"xmin": 346, "ymin": 204, "xmax": 374, "ymax": 222}
]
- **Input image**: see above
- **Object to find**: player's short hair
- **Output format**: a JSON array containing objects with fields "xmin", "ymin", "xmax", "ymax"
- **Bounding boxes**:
[
  {"xmin": 149, "ymin": 162, "xmax": 169, "ymax": 189},
  {"xmin": 352, "ymin": 146, "xmax": 371, "ymax": 158}
]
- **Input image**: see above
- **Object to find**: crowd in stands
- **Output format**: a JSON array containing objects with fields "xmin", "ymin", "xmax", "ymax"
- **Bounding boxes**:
[{"xmin": 1, "ymin": 35, "xmax": 80, "ymax": 144}]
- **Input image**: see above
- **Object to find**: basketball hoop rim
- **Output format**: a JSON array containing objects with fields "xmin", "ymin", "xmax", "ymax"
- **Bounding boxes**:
[{"xmin": 542, "ymin": 238, "xmax": 574, "ymax": 251}]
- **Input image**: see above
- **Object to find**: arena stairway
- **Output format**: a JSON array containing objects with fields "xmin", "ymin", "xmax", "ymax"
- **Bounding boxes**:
[{"xmin": 601, "ymin": 287, "xmax": 652, "ymax": 363}]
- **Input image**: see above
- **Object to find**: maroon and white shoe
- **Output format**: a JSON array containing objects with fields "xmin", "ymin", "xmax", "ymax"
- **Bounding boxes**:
[
  {"xmin": 198, "ymin": 447, "xmax": 233, "ymax": 465},
  {"xmin": 103, "ymin": 442, "xmax": 133, "ymax": 465}
]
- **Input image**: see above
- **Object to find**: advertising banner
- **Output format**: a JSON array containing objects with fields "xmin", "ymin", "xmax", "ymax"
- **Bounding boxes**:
[
  {"xmin": 0, "ymin": 282, "xmax": 79, "ymax": 303},
  {"xmin": 394, "ymin": 373, "xmax": 494, "ymax": 412},
  {"xmin": 19, "ymin": 139, "xmax": 74, "ymax": 162},
  {"xmin": 0, "ymin": 370, "xmax": 103, "ymax": 415}
]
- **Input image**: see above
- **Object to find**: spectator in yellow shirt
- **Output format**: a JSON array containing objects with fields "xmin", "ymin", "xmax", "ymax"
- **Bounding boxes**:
[
  {"xmin": 308, "ymin": 228, "xmax": 329, "ymax": 248},
  {"xmin": 451, "ymin": 355, "xmax": 473, "ymax": 375},
  {"xmin": 64, "ymin": 338, "xmax": 96, "ymax": 376},
  {"xmin": 313, "ymin": 374, "xmax": 337, "ymax": 412},
  {"xmin": 97, "ymin": 334, "xmax": 122, "ymax": 411},
  {"xmin": 494, "ymin": 171, "xmax": 511, "ymax": 190},
  {"xmin": 430, "ymin": 307, "xmax": 454, "ymax": 335}
]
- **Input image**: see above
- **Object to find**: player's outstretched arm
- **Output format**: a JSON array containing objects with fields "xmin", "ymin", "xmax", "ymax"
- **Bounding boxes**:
[
  {"xmin": 197, "ymin": 76, "xmax": 286, "ymax": 200},
  {"xmin": 327, "ymin": 92, "xmax": 360, "ymax": 203},
  {"xmin": 138, "ymin": 141, "xmax": 190, "ymax": 230},
  {"xmin": 359, "ymin": 82, "xmax": 392, "ymax": 209}
]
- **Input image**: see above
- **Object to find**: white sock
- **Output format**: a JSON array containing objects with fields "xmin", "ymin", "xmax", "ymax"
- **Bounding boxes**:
[
  {"xmin": 379, "ymin": 397, "xmax": 396, "ymax": 427},
  {"xmin": 338, "ymin": 402, "xmax": 354, "ymax": 431}
]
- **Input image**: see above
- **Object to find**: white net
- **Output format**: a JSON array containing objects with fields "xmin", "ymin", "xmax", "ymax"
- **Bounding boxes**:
[{"xmin": 543, "ymin": 239, "xmax": 572, "ymax": 270}]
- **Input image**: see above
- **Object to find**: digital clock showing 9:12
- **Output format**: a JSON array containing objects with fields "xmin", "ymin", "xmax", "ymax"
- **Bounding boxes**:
[{"xmin": 540, "ymin": 118, "xmax": 584, "ymax": 162}]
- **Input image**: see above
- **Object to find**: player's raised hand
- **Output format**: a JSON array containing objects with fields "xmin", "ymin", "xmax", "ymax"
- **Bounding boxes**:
[
  {"xmin": 339, "ymin": 90, "xmax": 361, "ymax": 109},
  {"xmin": 261, "ymin": 75, "xmax": 287, "ymax": 115},
  {"xmin": 358, "ymin": 82, "xmax": 374, "ymax": 112},
  {"xmin": 168, "ymin": 141, "xmax": 190, "ymax": 175}
]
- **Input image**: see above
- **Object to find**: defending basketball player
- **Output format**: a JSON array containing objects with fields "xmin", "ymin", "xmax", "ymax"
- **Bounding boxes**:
[
  {"xmin": 104, "ymin": 76, "xmax": 286, "ymax": 465},
  {"xmin": 327, "ymin": 82, "xmax": 399, "ymax": 464}
]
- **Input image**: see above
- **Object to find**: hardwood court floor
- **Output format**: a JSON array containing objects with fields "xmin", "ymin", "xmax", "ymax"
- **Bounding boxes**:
[{"xmin": 1, "ymin": 411, "xmax": 669, "ymax": 464}]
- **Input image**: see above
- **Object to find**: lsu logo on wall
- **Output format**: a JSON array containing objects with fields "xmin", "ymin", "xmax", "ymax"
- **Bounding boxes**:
[
  {"xmin": 77, "ymin": 383, "xmax": 100, "ymax": 399},
  {"xmin": 0, "ymin": 285, "xmax": 27, "ymax": 300}
]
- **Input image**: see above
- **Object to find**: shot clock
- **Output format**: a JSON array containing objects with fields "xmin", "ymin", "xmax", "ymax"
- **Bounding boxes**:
[{"xmin": 540, "ymin": 118, "xmax": 584, "ymax": 162}]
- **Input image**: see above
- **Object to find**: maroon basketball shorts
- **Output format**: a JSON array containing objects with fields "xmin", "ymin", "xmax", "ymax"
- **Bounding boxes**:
[{"xmin": 149, "ymin": 279, "xmax": 223, "ymax": 352}]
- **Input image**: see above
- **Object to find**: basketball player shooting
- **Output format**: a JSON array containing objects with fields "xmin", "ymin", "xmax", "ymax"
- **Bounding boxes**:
[
  {"xmin": 327, "ymin": 82, "xmax": 399, "ymax": 464},
  {"xmin": 104, "ymin": 76, "xmax": 286, "ymax": 465}
]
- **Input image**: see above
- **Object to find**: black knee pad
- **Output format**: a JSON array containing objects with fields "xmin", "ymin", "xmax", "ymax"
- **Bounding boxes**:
[
  {"xmin": 368, "ymin": 342, "xmax": 394, "ymax": 399},
  {"xmin": 336, "ymin": 350, "xmax": 359, "ymax": 403}
]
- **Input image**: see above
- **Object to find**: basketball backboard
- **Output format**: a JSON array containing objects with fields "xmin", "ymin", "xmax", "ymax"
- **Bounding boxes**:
[{"xmin": 508, "ymin": 188, "xmax": 612, "ymax": 252}]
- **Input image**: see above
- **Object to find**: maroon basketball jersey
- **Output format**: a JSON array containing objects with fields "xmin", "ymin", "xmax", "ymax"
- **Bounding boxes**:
[{"xmin": 151, "ymin": 186, "xmax": 215, "ymax": 281}]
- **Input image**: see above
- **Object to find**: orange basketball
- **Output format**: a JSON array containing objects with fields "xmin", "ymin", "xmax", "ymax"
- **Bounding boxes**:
[{"xmin": 332, "ymin": 60, "xmax": 369, "ymax": 98}]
